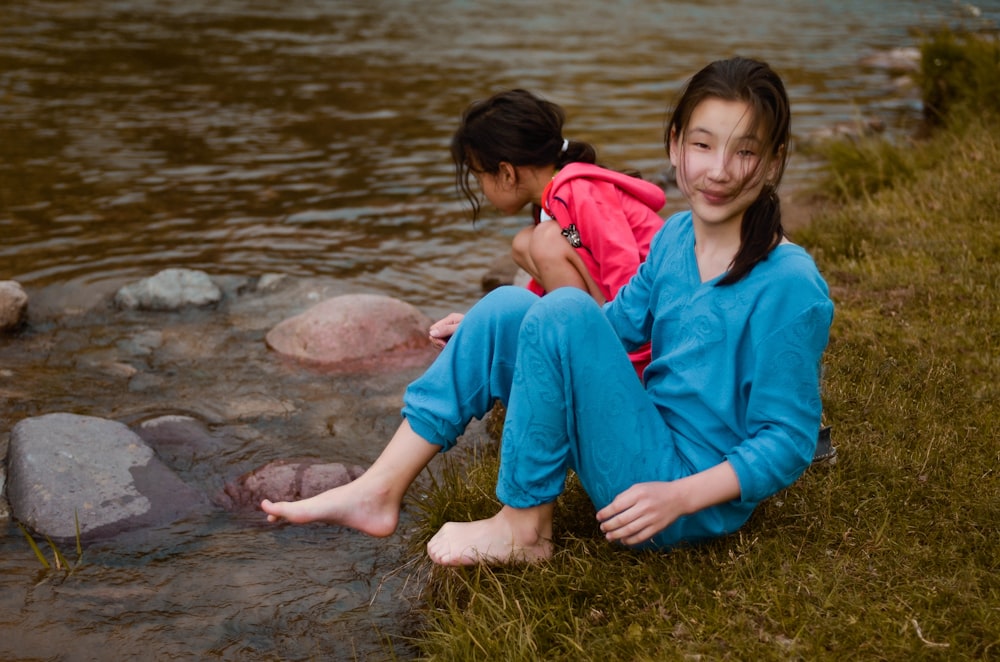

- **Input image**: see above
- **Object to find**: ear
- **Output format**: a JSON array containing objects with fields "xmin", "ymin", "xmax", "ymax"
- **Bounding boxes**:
[
  {"xmin": 668, "ymin": 127, "xmax": 680, "ymax": 169},
  {"xmin": 498, "ymin": 162, "xmax": 517, "ymax": 187},
  {"xmin": 765, "ymin": 143, "xmax": 785, "ymax": 182}
]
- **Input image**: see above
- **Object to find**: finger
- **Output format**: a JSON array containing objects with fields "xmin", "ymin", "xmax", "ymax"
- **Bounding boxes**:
[
  {"xmin": 598, "ymin": 506, "xmax": 636, "ymax": 536},
  {"xmin": 604, "ymin": 517, "xmax": 653, "ymax": 546},
  {"xmin": 428, "ymin": 322, "xmax": 455, "ymax": 338},
  {"xmin": 596, "ymin": 492, "xmax": 635, "ymax": 522}
]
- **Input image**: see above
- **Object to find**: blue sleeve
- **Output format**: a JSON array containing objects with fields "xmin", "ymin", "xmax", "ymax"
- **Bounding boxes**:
[{"xmin": 725, "ymin": 297, "xmax": 834, "ymax": 503}]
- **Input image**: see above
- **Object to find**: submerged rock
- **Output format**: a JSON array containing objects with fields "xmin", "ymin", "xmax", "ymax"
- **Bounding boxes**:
[
  {"xmin": 114, "ymin": 268, "xmax": 223, "ymax": 311},
  {"xmin": 0, "ymin": 280, "xmax": 28, "ymax": 332},
  {"xmin": 265, "ymin": 293, "xmax": 436, "ymax": 368},
  {"xmin": 220, "ymin": 458, "xmax": 366, "ymax": 511},
  {"xmin": 133, "ymin": 414, "xmax": 225, "ymax": 473},
  {"xmin": 6, "ymin": 413, "xmax": 209, "ymax": 542}
]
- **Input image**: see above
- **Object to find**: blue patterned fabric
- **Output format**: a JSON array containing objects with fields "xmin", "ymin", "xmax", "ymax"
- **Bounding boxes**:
[{"xmin": 402, "ymin": 211, "xmax": 833, "ymax": 549}]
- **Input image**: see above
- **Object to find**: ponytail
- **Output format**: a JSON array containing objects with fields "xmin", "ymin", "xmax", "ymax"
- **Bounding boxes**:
[
  {"xmin": 719, "ymin": 185, "xmax": 783, "ymax": 285},
  {"xmin": 554, "ymin": 139, "xmax": 597, "ymax": 171}
]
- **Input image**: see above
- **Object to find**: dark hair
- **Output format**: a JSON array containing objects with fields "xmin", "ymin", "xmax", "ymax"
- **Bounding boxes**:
[
  {"xmin": 665, "ymin": 57, "xmax": 791, "ymax": 285},
  {"xmin": 451, "ymin": 89, "xmax": 597, "ymax": 220}
]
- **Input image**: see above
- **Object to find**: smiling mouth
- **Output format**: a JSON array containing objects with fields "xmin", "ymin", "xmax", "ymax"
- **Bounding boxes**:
[{"xmin": 700, "ymin": 189, "xmax": 731, "ymax": 204}]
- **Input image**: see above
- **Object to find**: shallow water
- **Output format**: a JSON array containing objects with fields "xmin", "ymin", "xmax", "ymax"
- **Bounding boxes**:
[{"xmin": 2, "ymin": 0, "xmax": 997, "ymax": 659}]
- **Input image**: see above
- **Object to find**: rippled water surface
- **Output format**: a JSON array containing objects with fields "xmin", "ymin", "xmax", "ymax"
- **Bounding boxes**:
[{"xmin": 2, "ymin": 1, "xmax": 997, "ymax": 659}]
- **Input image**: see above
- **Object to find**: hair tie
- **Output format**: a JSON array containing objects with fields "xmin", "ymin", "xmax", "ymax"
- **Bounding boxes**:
[{"xmin": 561, "ymin": 138, "xmax": 569, "ymax": 153}]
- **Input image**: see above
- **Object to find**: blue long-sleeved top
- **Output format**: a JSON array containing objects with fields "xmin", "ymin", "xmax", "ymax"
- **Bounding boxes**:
[{"xmin": 604, "ymin": 211, "xmax": 834, "ymax": 509}]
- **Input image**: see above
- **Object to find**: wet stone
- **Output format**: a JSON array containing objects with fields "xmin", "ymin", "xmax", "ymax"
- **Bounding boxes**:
[
  {"xmin": 0, "ymin": 280, "xmax": 28, "ymax": 332},
  {"xmin": 219, "ymin": 458, "xmax": 366, "ymax": 511},
  {"xmin": 265, "ymin": 292, "xmax": 436, "ymax": 368},
  {"xmin": 114, "ymin": 268, "xmax": 222, "ymax": 311},
  {"xmin": 6, "ymin": 413, "xmax": 209, "ymax": 542}
]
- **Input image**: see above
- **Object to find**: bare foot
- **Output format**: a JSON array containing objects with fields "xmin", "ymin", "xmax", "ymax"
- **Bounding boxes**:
[
  {"xmin": 425, "ymin": 506, "xmax": 554, "ymax": 566},
  {"xmin": 260, "ymin": 479, "xmax": 399, "ymax": 538}
]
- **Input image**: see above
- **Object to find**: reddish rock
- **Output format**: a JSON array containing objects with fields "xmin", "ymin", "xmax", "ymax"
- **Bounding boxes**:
[
  {"xmin": 221, "ymin": 458, "xmax": 366, "ymax": 511},
  {"xmin": 265, "ymin": 293, "xmax": 436, "ymax": 369}
]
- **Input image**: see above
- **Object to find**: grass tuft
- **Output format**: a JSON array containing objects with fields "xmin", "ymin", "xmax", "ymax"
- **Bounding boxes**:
[
  {"xmin": 16, "ymin": 510, "xmax": 86, "ymax": 578},
  {"xmin": 918, "ymin": 26, "xmax": 1000, "ymax": 127}
]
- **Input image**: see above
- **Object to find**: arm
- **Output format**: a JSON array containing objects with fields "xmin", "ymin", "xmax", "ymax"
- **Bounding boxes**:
[
  {"xmin": 596, "ymin": 462, "xmax": 741, "ymax": 546},
  {"xmin": 726, "ymin": 299, "xmax": 833, "ymax": 503}
]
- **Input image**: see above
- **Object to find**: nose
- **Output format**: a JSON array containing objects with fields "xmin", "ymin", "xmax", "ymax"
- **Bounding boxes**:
[{"xmin": 707, "ymin": 152, "xmax": 733, "ymax": 182}]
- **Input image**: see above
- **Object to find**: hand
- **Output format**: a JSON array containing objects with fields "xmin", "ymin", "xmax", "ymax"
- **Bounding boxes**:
[
  {"xmin": 596, "ymin": 462, "xmax": 741, "ymax": 546},
  {"xmin": 428, "ymin": 312, "xmax": 465, "ymax": 349},
  {"xmin": 596, "ymin": 481, "xmax": 687, "ymax": 546}
]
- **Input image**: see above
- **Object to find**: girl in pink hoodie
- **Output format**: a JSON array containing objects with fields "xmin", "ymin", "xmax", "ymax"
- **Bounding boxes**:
[{"xmin": 432, "ymin": 89, "xmax": 665, "ymax": 374}]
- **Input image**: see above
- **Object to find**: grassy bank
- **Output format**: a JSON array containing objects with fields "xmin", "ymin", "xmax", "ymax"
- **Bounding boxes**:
[{"xmin": 407, "ymin": 30, "xmax": 999, "ymax": 661}]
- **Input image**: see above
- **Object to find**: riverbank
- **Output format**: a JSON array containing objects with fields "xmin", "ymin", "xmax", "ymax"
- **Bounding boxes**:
[{"xmin": 409, "ymin": 29, "xmax": 1000, "ymax": 660}]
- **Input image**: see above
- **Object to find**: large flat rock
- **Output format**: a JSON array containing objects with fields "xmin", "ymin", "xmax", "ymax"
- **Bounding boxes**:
[{"xmin": 7, "ymin": 413, "xmax": 208, "ymax": 542}]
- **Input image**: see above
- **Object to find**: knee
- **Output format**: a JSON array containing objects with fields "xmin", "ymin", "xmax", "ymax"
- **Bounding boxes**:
[
  {"xmin": 525, "ymin": 287, "xmax": 597, "ymax": 327},
  {"xmin": 516, "ymin": 288, "xmax": 602, "ymax": 358},
  {"xmin": 466, "ymin": 286, "xmax": 539, "ymax": 330},
  {"xmin": 542, "ymin": 286, "xmax": 595, "ymax": 307},
  {"xmin": 529, "ymin": 221, "xmax": 572, "ymax": 263}
]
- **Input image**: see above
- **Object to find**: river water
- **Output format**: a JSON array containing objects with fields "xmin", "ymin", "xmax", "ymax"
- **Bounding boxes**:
[{"xmin": 1, "ymin": 1, "xmax": 997, "ymax": 659}]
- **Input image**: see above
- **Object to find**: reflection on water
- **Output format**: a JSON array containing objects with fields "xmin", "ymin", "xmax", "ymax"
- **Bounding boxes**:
[{"xmin": 1, "ymin": 0, "xmax": 996, "ymax": 659}]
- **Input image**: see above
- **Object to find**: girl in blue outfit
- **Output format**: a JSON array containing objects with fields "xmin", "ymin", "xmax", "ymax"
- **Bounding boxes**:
[{"xmin": 262, "ymin": 57, "xmax": 834, "ymax": 566}]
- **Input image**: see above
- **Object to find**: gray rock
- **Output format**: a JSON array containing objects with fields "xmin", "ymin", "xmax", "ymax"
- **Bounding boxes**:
[
  {"xmin": 7, "ymin": 413, "xmax": 208, "ymax": 542},
  {"xmin": 265, "ymin": 293, "xmax": 436, "ymax": 368},
  {"xmin": 114, "ymin": 268, "xmax": 222, "ymax": 311},
  {"xmin": 134, "ymin": 414, "xmax": 221, "ymax": 472},
  {"xmin": 220, "ymin": 458, "xmax": 366, "ymax": 511},
  {"xmin": 0, "ymin": 280, "xmax": 28, "ymax": 332}
]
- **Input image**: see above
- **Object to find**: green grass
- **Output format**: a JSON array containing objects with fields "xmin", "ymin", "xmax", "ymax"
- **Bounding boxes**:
[
  {"xmin": 17, "ymin": 510, "xmax": 85, "ymax": 577},
  {"xmin": 405, "ymin": 33, "xmax": 1000, "ymax": 661},
  {"xmin": 918, "ymin": 27, "xmax": 1000, "ymax": 127}
]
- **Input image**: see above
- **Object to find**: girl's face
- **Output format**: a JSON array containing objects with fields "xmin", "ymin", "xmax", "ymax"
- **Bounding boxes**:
[
  {"xmin": 472, "ymin": 163, "xmax": 531, "ymax": 216},
  {"xmin": 670, "ymin": 98, "xmax": 773, "ymax": 229}
]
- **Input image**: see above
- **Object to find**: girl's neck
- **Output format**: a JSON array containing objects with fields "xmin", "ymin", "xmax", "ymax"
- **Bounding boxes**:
[
  {"xmin": 692, "ymin": 217, "xmax": 741, "ymax": 283},
  {"xmin": 517, "ymin": 164, "xmax": 559, "ymax": 205}
]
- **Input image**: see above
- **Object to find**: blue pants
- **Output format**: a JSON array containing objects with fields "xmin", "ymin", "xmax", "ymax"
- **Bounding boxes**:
[{"xmin": 402, "ymin": 286, "xmax": 725, "ymax": 548}]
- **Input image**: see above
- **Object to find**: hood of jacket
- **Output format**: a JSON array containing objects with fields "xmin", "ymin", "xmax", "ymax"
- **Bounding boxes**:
[{"xmin": 544, "ymin": 162, "xmax": 666, "ymax": 213}]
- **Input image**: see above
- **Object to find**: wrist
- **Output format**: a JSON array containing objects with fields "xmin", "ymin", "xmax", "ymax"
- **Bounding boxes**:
[{"xmin": 676, "ymin": 462, "xmax": 742, "ymax": 516}]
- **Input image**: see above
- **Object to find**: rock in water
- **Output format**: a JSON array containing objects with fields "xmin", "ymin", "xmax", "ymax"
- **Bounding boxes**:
[
  {"xmin": 0, "ymin": 280, "xmax": 28, "ymax": 332},
  {"xmin": 7, "ymin": 413, "xmax": 208, "ymax": 542},
  {"xmin": 265, "ymin": 293, "xmax": 435, "ymax": 368},
  {"xmin": 220, "ymin": 458, "xmax": 366, "ymax": 511},
  {"xmin": 114, "ymin": 268, "xmax": 222, "ymax": 311}
]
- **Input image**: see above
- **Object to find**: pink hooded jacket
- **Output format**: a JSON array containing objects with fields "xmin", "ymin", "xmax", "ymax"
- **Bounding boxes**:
[
  {"xmin": 529, "ymin": 162, "xmax": 666, "ymax": 375},
  {"xmin": 531, "ymin": 162, "xmax": 665, "ymax": 300}
]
